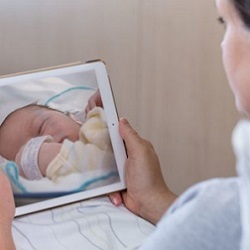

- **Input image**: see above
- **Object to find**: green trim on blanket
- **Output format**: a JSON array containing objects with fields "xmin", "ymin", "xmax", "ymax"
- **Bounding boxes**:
[
  {"xmin": 6, "ymin": 162, "xmax": 27, "ymax": 193},
  {"xmin": 4, "ymin": 159, "xmax": 119, "ymax": 198},
  {"xmin": 44, "ymin": 86, "xmax": 95, "ymax": 106}
]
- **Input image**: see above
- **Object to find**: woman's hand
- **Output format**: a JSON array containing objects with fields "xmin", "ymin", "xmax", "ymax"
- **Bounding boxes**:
[
  {"xmin": 0, "ymin": 171, "xmax": 16, "ymax": 249},
  {"xmin": 110, "ymin": 118, "xmax": 177, "ymax": 225},
  {"xmin": 0, "ymin": 171, "xmax": 15, "ymax": 224},
  {"xmin": 85, "ymin": 89, "xmax": 103, "ymax": 115}
]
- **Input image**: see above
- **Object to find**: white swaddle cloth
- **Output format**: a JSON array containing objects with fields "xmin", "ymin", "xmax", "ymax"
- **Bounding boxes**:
[{"xmin": 232, "ymin": 120, "xmax": 250, "ymax": 250}]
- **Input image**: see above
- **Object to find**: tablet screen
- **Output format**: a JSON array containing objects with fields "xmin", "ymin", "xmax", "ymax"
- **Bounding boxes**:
[{"xmin": 0, "ymin": 61, "xmax": 126, "ymax": 216}]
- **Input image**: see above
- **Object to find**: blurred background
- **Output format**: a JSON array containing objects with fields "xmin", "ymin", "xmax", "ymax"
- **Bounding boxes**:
[{"xmin": 0, "ymin": 0, "xmax": 239, "ymax": 194}]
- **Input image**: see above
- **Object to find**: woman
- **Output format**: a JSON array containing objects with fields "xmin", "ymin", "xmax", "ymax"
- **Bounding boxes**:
[
  {"xmin": 1, "ymin": 0, "xmax": 249, "ymax": 249},
  {"xmin": 110, "ymin": 0, "xmax": 249, "ymax": 249}
]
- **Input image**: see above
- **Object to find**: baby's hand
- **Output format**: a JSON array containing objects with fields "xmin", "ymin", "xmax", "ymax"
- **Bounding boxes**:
[
  {"xmin": 15, "ymin": 136, "xmax": 61, "ymax": 179},
  {"xmin": 38, "ymin": 142, "xmax": 61, "ymax": 176},
  {"xmin": 85, "ymin": 89, "xmax": 103, "ymax": 115}
]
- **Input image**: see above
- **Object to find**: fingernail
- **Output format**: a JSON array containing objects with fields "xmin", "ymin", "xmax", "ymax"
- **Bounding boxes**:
[
  {"xmin": 113, "ymin": 197, "xmax": 120, "ymax": 206},
  {"xmin": 120, "ymin": 117, "xmax": 128, "ymax": 125},
  {"xmin": 110, "ymin": 196, "xmax": 120, "ymax": 206}
]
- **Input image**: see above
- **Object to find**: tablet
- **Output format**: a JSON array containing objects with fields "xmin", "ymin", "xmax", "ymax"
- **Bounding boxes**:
[{"xmin": 0, "ymin": 61, "xmax": 127, "ymax": 216}]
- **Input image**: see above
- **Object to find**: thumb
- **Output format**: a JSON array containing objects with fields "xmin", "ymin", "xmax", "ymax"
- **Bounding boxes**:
[{"xmin": 119, "ymin": 118, "xmax": 142, "ymax": 153}]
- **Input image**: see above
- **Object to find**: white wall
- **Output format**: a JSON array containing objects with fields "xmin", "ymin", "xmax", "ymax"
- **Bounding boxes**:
[{"xmin": 0, "ymin": 0, "xmax": 239, "ymax": 194}]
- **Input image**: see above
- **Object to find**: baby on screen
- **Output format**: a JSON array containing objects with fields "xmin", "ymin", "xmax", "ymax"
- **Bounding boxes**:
[{"xmin": 0, "ymin": 90, "xmax": 117, "ymax": 181}]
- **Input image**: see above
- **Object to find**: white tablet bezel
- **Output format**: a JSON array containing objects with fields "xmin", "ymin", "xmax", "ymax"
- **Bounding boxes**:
[{"xmin": 0, "ymin": 61, "xmax": 126, "ymax": 216}]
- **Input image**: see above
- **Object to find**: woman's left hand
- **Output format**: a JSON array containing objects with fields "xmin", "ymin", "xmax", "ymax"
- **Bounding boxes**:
[
  {"xmin": 0, "ymin": 171, "xmax": 15, "ymax": 224},
  {"xmin": 0, "ymin": 170, "xmax": 16, "ymax": 250}
]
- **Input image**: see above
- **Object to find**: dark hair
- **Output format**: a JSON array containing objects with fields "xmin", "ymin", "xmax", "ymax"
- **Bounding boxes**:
[
  {"xmin": 0, "ymin": 103, "xmax": 58, "ymax": 130},
  {"xmin": 232, "ymin": 0, "xmax": 250, "ymax": 28}
]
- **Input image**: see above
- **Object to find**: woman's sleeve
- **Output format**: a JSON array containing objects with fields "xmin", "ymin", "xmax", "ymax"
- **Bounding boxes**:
[{"xmin": 140, "ymin": 178, "xmax": 241, "ymax": 250}]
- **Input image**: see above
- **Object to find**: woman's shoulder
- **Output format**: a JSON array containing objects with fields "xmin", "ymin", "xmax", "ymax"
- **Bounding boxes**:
[
  {"xmin": 141, "ymin": 178, "xmax": 241, "ymax": 250},
  {"xmin": 168, "ymin": 177, "xmax": 240, "ymax": 214}
]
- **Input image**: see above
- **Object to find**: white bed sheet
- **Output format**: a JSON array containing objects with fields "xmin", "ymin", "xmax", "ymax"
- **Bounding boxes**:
[{"xmin": 13, "ymin": 196, "xmax": 155, "ymax": 250}]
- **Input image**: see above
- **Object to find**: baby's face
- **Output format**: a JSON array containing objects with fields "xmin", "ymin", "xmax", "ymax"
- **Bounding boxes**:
[{"xmin": 0, "ymin": 106, "xmax": 81, "ymax": 160}]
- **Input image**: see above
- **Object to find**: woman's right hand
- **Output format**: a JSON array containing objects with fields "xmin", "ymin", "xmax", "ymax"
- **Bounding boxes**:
[{"xmin": 111, "ymin": 118, "xmax": 177, "ymax": 224}]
